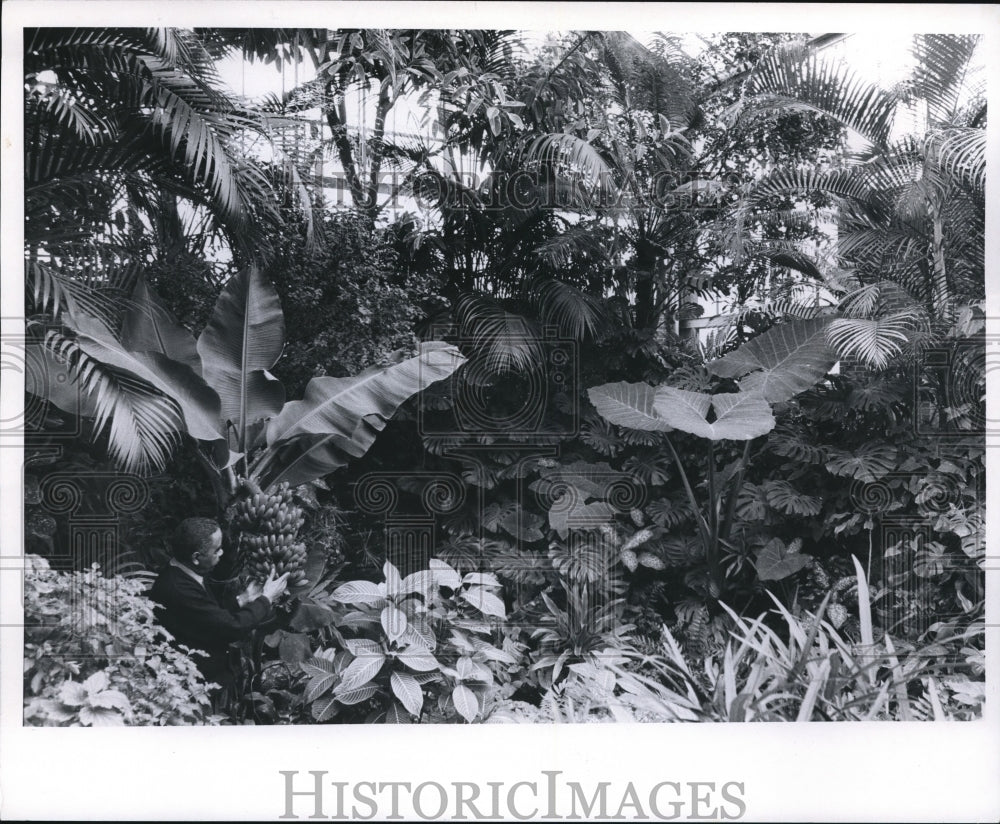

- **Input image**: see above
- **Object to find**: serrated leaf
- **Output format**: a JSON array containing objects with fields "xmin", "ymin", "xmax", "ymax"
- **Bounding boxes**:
[
  {"xmin": 390, "ymin": 670, "xmax": 424, "ymax": 716},
  {"xmin": 460, "ymin": 586, "xmax": 506, "ymax": 619},
  {"xmin": 451, "ymin": 683, "xmax": 479, "ymax": 722}
]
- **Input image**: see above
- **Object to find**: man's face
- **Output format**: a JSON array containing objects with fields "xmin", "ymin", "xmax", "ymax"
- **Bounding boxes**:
[{"xmin": 192, "ymin": 529, "xmax": 224, "ymax": 572}]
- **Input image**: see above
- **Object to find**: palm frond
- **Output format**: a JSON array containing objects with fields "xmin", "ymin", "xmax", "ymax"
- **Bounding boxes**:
[
  {"xmin": 40, "ymin": 326, "xmax": 183, "ymax": 473},
  {"xmin": 744, "ymin": 44, "xmax": 898, "ymax": 148},
  {"xmin": 454, "ymin": 293, "xmax": 542, "ymax": 374},
  {"xmin": 925, "ymin": 128, "xmax": 986, "ymax": 192},
  {"xmin": 530, "ymin": 278, "xmax": 609, "ymax": 341},
  {"xmin": 910, "ymin": 34, "xmax": 982, "ymax": 126},
  {"xmin": 826, "ymin": 313, "xmax": 919, "ymax": 370},
  {"xmin": 25, "ymin": 261, "xmax": 131, "ymax": 332},
  {"xmin": 521, "ymin": 133, "xmax": 618, "ymax": 200}
]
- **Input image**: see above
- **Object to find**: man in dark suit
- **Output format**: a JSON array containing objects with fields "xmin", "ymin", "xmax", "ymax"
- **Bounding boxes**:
[{"xmin": 150, "ymin": 517, "xmax": 288, "ymax": 706}]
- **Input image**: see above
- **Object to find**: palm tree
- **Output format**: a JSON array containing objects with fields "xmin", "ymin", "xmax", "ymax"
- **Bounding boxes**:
[
  {"xmin": 24, "ymin": 27, "xmax": 296, "ymax": 270},
  {"xmin": 723, "ymin": 35, "xmax": 985, "ymax": 368},
  {"xmin": 24, "ymin": 27, "xmax": 310, "ymax": 471}
]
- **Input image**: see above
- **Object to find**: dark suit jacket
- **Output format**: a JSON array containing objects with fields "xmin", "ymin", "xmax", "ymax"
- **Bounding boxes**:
[{"xmin": 150, "ymin": 564, "xmax": 273, "ymax": 688}]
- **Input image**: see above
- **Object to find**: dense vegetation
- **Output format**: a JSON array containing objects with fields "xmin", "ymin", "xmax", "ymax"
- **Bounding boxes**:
[{"xmin": 23, "ymin": 29, "xmax": 985, "ymax": 724}]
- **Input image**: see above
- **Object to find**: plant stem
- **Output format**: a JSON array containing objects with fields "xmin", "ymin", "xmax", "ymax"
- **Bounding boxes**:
[{"xmin": 662, "ymin": 434, "xmax": 713, "ymax": 573}]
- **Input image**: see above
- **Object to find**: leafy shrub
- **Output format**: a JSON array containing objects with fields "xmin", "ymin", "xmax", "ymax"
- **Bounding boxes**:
[
  {"xmin": 489, "ymin": 563, "xmax": 984, "ymax": 723},
  {"xmin": 251, "ymin": 559, "xmax": 521, "ymax": 723},
  {"xmin": 23, "ymin": 555, "xmax": 219, "ymax": 726}
]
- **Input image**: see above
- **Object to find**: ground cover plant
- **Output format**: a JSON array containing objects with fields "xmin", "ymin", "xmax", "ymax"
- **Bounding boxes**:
[{"xmin": 23, "ymin": 27, "xmax": 984, "ymax": 724}]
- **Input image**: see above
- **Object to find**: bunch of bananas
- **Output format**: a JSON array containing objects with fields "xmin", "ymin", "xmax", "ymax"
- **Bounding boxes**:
[{"xmin": 234, "ymin": 477, "xmax": 308, "ymax": 587}]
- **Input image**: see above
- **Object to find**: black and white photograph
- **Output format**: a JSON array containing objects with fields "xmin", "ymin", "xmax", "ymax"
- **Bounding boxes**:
[{"xmin": 2, "ymin": 2, "xmax": 998, "ymax": 821}]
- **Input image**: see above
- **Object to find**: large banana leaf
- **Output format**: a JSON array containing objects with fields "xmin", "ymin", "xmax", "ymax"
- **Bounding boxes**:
[
  {"xmin": 653, "ymin": 388, "xmax": 775, "ymax": 441},
  {"xmin": 120, "ymin": 275, "xmax": 202, "ymax": 374},
  {"xmin": 587, "ymin": 381, "xmax": 674, "ymax": 432},
  {"xmin": 706, "ymin": 317, "xmax": 837, "ymax": 403},
  {"xmin": 196, "ymin": 266, "xmax": 286, "ymax": 450},
  {"xmin": 256, "ymin": 342, "xmax": 466, "ymax": 489}
]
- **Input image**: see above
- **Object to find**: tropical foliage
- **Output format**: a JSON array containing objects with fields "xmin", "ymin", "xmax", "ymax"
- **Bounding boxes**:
[{"xmin": 23, "ymin": 28, "xmax": 984, "ymax": 726}]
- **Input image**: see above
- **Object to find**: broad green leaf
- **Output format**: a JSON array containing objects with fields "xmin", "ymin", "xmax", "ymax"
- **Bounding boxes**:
[
  {"xmin": 399, "ymin": 570, "xmax": 434, "ymax": 596},
  {"xmin": 381, "ymin": 605, "xmax": 408, "ymax": 643},
  {"xmin": 344, "ymin": 639, "xmax": 383, "ymax": 657},
  {"xmin": 300, "ymin": 658, "xmax": 336, "ymax": 680},
  {"xmin": 311, "ymin": 695, "xmax": 339, "ymax": 722},
  {"xmin": 331, "ymin": 580, "xmax": 384, "ymax": 605},
  {"xmin": 390, "ymin": 670, "xmax": 424, "ymax": 717},
  {"xmin": 755, "ymin": 538, "xmax": 811, "ymax": 581},
  {"xmin": 707, "ymin": 318, "xmax": 836, "ymax": 403},
  {"xmin": 763, "ymin": 480, "xmax": 823, "ymax": 516},
  {"xmin": 548, "ymin": 496, "xmax": 615, "ymax": 538},
  {"xmin": 587, "ymin": 381, "xmax": 674, "ymax": 431},
  {"xmin": 258, "ymin": 342, "xmax": 465, "ymax": 488},
  {"xmin": 335, "ymin": 685, "xmax": 380, "ymax": 705},
  {"xmin": 462, "ymin": 572, "xmax": 501, "ymax": 588},
  {"xmin": 197, "ymin": 267, "xmax": 286, "ymax": 450},
  {"xmin": 460, "ymin": 586, "xmax": 506, "ymax": 619},
  {"xmin": 451, "ymin": 683, "xmax": 479, "ymax": 722},
  {"xmin": 398, "ymin": 649, "xmax": 440, "ymax": 672},
  {"xmin": 121, "ymin": 275, "xmax": 201, "ymax": 374},
  {"xmin": 653, "ymin": 388, "xmax": 775, "ymax": 441},
  {"xmin": 335, "ymin": 651, "xmax": 386, "ymax": 694},
  {"xmin": 304, "ymin": 671, "xmax": 337, "ymax": 703},
  {"xmin": 825, "ymin": 443, "xmax": 897, "ymax": 482},
  {"xmin": 428, "ymin": 558, "xmax": 462, "ymax": 590},
  {"xmin": 385, "ymin": 699, "xmax": 413, "ymax": 723}
]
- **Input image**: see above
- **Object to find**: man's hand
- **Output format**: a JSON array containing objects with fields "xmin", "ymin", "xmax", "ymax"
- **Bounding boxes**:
[
  {"xmin": 262, "ymin": 567, "xmax": 290, "ymax": 602},
  {"xmin": 236, "ymin": 579, "xmax": 264, "ymax": 608}
]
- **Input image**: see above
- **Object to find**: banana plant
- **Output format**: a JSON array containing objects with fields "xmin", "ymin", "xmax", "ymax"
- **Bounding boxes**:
[
  {"xmin": 588, "ymin": 317, "xmax": 837, "ymax": 596},
  {"xmin": 27, "ymin": 266, "xmax": 466, "ymax": 505}
]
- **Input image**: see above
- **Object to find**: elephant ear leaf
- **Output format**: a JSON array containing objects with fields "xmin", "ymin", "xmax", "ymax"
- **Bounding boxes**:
[
  {"xmin": 653, "ymin": 387, "xmax": 775, "ymax": 441},
  {"xmin": 120, "ymin": 275, "xmax": 202, "ymax": 375},
  {"xmin": 587, "ymin": 381, "xmax": 674, "ymax": 432},
  {"xmin": 256, "ymin": 342, "xmax": 466, "ymax": 489},
  {"xmin": 197, "ymin": 266, "xmax": 286, "ymax": 450},
  {"xmin": 707, "ymin": 317, "xmax": 837, "ymax": 403}
]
